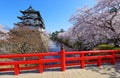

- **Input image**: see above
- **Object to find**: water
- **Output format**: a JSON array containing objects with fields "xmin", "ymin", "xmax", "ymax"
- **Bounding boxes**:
[
  {"xmin": 44, "ymin": 40, "xmax": 60, "ymax": 65},
  {"xmin": 44, "ymin": 40, "xmax": 60, "ymax": 59},
  {"xmin": 49, "ymin": 40, "xmax": 61, "ymax": 52}
]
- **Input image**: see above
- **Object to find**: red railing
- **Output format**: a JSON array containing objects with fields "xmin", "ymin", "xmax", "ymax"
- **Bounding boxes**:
[{"xmin": 0, "ymin": 49, "xmax": 120, "ymax": 75}]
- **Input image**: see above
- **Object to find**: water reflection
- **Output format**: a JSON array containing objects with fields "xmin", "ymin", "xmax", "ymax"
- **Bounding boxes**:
[
  {"xmin": 44, "ymin": 40, "xmax": 60, "ymax": 59},
  {"xmin": 49, "ymin": 40, "xmax": 60, "ymax": 52}
]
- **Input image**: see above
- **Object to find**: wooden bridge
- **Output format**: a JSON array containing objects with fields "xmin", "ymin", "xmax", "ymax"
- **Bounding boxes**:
[{"xmin": 0, "ymin": 49, "xmax": 120, "ymax": 77}]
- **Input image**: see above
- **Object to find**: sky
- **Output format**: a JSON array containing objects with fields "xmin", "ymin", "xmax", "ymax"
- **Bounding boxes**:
[{"xmin": 0, "ymin": 0, "xmax": 96, "ymax": 33}]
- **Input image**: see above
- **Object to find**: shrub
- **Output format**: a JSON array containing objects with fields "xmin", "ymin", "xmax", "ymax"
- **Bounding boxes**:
[
  {"xmin": 93, "ymin": 44, "xmax": 114, "ymax": 50},
  {"xmin": 112, "ymin": 47, "xmax": 120, "ymax": 50}
]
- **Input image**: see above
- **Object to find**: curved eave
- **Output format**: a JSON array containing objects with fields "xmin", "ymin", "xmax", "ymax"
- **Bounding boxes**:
[
  {"xmin": 35, "ymin": 24, "xmax": 45, "ymax": 29},
  {"xmin": 40, "ymin": 23, "xmax": 45, "ymax": 29},
  {"xmin": 34, "ymin": 17, "xmax": 42, "ymax": 20},
  {"xmin": 20, "ymin": 10, "xmax": 43, "ymax": 20},
  {"xmin": 14, "ymin": 23, "xmax": 17, "ymax": 25},
  {"xmin": 24, "ymin": 23, "xmax": 32, "ymax": 26},
  {"xmin": 20, "ymin": 10, "xmax": 25, "ymax": 14},
  {"xmin": 14, "ymin": 23, "xmax": 24, "ymax": 26},
  {"xmin": 18, "ymin": 16, "xmax": 34, "ymax": 20},
  {"xmin": 17, "ymin": 16, "xmax": 23, "ymax": 20},
  {"xmin": 42, "ymin": 25, "xmax": 45, "ymax": 29},
  {"xmin": 20, "ymin": 10, "xmax": 39, "ymax": 14}
]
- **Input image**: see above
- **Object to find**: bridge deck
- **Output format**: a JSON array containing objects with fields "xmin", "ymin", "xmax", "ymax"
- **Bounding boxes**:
[{"xmin": 0, "ymin": 63, "xmax": 120, "ymax": 78}]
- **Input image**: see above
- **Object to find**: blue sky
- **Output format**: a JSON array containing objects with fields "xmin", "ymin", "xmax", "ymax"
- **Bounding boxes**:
[{"xmin": 0, "ymin": 0, "xmax": 96, "ymax": 33}]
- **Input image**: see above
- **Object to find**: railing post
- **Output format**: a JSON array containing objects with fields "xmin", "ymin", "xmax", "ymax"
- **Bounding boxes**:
[
  {"xmin": 38, "ymin": 56, "xmax": 43, "ymax": 73},
  {"xmin": 60, "ymin": 45, "xmax": 66, "ymax": 71},
  {"xmin": 97, "ymin": 57, "xmax": 101, "ymax": 67},
  {"xmin": 14, "ymin": 65, "xmax": 19, "ymax": 75},
  {"xmin": 81, "ymin": 53, "xmax": 85, "ymax": 69},
  {"xmin": 111, "ymin": 50, "xmax": 115, "ymax": 65}
]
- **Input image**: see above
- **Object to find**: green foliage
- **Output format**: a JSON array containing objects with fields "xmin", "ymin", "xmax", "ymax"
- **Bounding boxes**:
[
  {"xmin": 60, "ymin": 29, "xmax": 65, "ymax": 32},
  {"xmin": 112, "ymin": 47, "xmax": 120, "ymax": 50},
  {"xmin": 50, "ymin": 29, "xmax": 65, "ymax": 41},
  {"xmin": 94, "ymin": 44, "xmax": 114, "ymax": 50}
]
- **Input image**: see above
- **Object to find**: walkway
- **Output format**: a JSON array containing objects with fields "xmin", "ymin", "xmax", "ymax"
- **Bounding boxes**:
[{"xmin": 0, "ymin": 63, "xmax": 120, "ymax": 78}]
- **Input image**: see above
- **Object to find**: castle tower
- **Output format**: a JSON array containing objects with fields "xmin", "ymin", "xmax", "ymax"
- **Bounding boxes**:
[{"xmin": 14, "ymin": 6, "xmax": 45, "ymax": 31}]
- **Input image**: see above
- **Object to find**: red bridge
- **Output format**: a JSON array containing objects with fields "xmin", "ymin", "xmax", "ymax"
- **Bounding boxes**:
[{"xmin": 0, "ymin": 49, "xmax": 120, "ymax": 75}]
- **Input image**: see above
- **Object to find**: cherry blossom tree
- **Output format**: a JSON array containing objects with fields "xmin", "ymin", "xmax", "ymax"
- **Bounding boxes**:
[{"xmin": 59, "ymin": 0, "xmax": 120, "ymax": 50}]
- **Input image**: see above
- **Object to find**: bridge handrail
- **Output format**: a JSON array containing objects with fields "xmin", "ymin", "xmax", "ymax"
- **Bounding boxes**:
[{"xmin": 0, "ymin": 49, "xmax": 120, "ymax": 75}]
